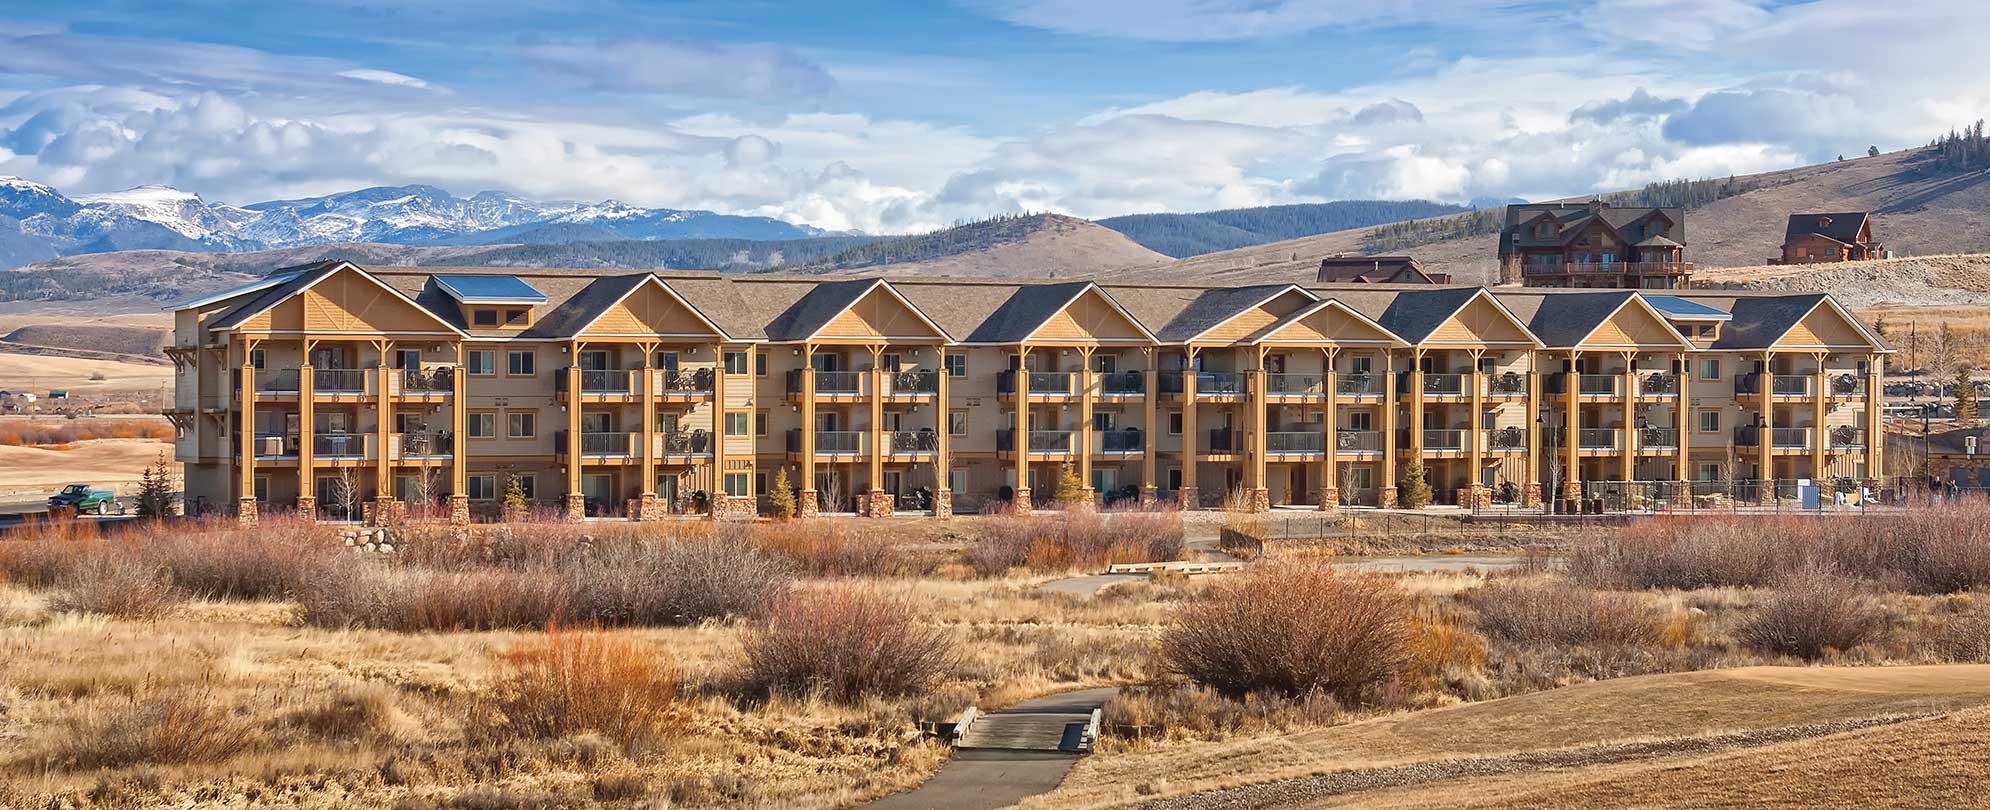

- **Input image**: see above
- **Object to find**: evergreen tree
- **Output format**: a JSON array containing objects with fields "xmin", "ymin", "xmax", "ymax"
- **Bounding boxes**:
[
  {"xmin": 766, "ymin": 468, "xmax": 797, "ymax": 519},
  {"xmin": 1399, "ymin": 460, "xmax": 1433, "ymax": 509},
  {"xmin": 1868, "ymin": 145, "xmax": 1880, "ymax": 157},
  {"xmin": 1957, "ymin": 366, "xmax": 1978, "ymax": 421},
  {"xmin": 1056, "ymin": 463, "xmax": 1087, "ymax": 507},
  {"xmin": 136, "ymin": 451, "xmax": 177, "ymax": 518}
]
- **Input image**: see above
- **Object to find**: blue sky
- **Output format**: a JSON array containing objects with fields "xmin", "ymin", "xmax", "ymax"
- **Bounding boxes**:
[{"xmin": 0, "ymin": 1, "xmax": 1982, "ymax": 232}]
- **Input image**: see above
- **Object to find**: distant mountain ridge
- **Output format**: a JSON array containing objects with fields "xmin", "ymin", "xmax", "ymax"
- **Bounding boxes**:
[
  {"xmin": 0, "ymin": 177, "xmax": 840, "ymax": 269},
  {"xmin": 1097, "ymin": 200, "xmax": 1473, "ymax": 258}
]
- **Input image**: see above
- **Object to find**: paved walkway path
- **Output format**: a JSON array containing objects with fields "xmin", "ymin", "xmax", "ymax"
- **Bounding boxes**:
[
  {"xmin": 865, "ymin": 687, "xmax": 1117, "ymax": 810},
  {"xmin": 1038, "ymin": 573, "xmax": 1142, "ymax": 597}
]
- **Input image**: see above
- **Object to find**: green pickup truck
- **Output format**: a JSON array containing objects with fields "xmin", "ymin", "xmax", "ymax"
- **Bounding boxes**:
[{"xmin": 48, "ymin": 484, "xmax": 124, "ymax": 515}]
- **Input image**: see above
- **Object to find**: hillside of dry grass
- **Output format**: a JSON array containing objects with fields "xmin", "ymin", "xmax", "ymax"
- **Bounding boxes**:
[{"xmin": 790, "ymin": 214, "xmax": 1171, "ymax": 278}]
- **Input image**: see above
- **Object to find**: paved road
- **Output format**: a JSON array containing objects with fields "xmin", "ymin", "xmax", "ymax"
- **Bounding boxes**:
[
  {"xmin": 1038, "ymin": 573, "xmax": 1142, "ymax": 597},
  {"xmin": 866, "ymin": 687, "xmax": 1117, "ymax": 810}
]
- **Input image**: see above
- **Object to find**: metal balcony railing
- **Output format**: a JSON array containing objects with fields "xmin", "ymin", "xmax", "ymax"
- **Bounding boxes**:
[
  {"xmin": 1638, "ymin": 372, "xmax": 1678, "ymax": 395},
  {"xmin": 1486, "ymin": 371, "xmax": 1528, "ymax": 395},
  {"xmin": 1829, "ymin": 373, "xmax": 1866, "ymax": 397},
  {"xmin": 313, "ymin": 433, "xmax": 366, "ymax": 457},
  {"xmin": 886, "ymin": 370, "xmax": 940, "ymax": 395},
  {"xmin": 996, "ymin": 429, "xmax": 1075, "ymax": 453},
  {"xmin": 1829, "ymin": 426, "xmax": 1866, "ymax": 449},
  {"xmin": 1638, "ymin": 427, "xmax": 1679, "ymax": 449},
  {"xmin": 1336, "ymin": 373, "xmax": 1383, "ymax": 396},
  {"xmin": 1734, "ymin": 425, "xmax": 1761, "ymax": 447},
  {"xmin": 888, "ymin": 430, "xmax": 938, "ymax": 453},
  {"xmin": 259, "ymin": 369, "xmax": 300, "ymax": 393},
  {"xmin": 1772, "ymin": 427, "xmax": 1812, "ymax": 448},
  {"xmin": 1267, "ymin": 432, "xmax": 1325, "ymax": 453},
  {"xmin": 401, "ymin": 366, "xmax": 454, "ymax": 392},
  {"xmin": 253, "ymin": 433, "xmax": 295, "ymax": 458},
  {"xmin": 661, "ymin": 368, "xmax": 713, "ymax": 394},
  {"xmin": 1772, "ymin": 375, "xmax": 1812, "ymax": 396},
  {"xmin": 397, "ymin": 432, "xmax": 453, "ymax": 456},
  {"xmin": 576, "ymin": 431, "xmax": 631, "ymax": 455},
  {"xmin": 579, "ymin": 369, "xmax": 630, "ymax": 394},
  {"xmin": 1421, "ymin": 373, "xmax": 1466, "ymax": 395},
  {"xmin": 1578, "ymin": 428, "xmax": 1621, "ymax": 450},
  {"xmin": 1100, "ymin": 429, "xmax": 1144, "ymax": 452},
  {"xmin": 313, "ymin": 369, "xmax": 366, "ymax": 393},
  {"xmin": 814, "ymin": 370, "xmax": 863, "ymax": 394},
  {"xmin": 1205, "ymin": 427, "xmax": 1240, "ymax": 453},
  {"xmin": 1579, "ymin": 374, "xmax": 1621, "ymax": 396},
  {"xmin": 1266, "ymin": 373, "xmax": 1324, "ymax": 396},
  {"xmin": 1527, "ymin": 261, "xmax": 1695, "ymax": 275},
  {"xmin": 1336, "ymin": 429, "xmax": 1383, "ymax": 452},
  {"xmin": 656, "ymin": 429, "xmax": 713, "ymax": 455},
  {"xmin": 996, "ymin": 370, "xmax": 1076, "ymax": 396},
  {"xmin": 1422, "ymin": 429, "xmax": 1466, "ymax": 450},
  {"xmin": 814, "ymin": 430, "xmax": 865, "ymax": 454},
  {"xmin": 1484, "ymin": 427, "xmax": 1526, "ymax": 451},
  {"xmin": 1100, "ymin": 371, "xmax": 1145, "ymax": 395}
]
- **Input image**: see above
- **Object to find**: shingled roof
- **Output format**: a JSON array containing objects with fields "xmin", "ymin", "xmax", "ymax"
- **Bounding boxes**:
[
  {"xmin": 1154, "ymin": 284, "xmax": 1313, "ymax": 342},
  {"xmin": 1783, "ymin": 212, "xmax": 1871, "ymax": 245},
  {"xmin": 1499, "ymin": 201, "xmax": 1685, "ymax": 255}
]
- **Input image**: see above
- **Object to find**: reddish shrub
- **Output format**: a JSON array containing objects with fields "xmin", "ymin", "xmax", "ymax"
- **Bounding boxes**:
[
  {"xmin": 1738, "ymin": 565, "xmax": 1887, "ymax": 660},
  {"xmin": 1467, "ymin": 581, "xmax": 1666, "ymax": 648},
  {"xmin": 489, "ymin": 627, "xmax": 681, "ymax": 747},
  {"xmin": 742, "ymin": 585, "xmax": 957, "ymax": 703},
  {"xmin": 1163, "ymin": 565, "xmax": 1413, "ymax": 702}
]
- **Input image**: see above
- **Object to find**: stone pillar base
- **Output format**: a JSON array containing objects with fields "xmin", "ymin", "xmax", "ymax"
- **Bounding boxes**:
[
  {"xmin": 447, "ymin": 495, "xmax": 469, "ymax": 526},
  {"xmin": 862, "ymin": 489, "xmax": 896, "ymax": 518},
  {"xmin": 1379, "ymin": 486, "xmax": 1399, "ymax": 509},
  {"xmin": 296, "ymin": 495, "xmax": 318, "ymax": 523},
  {"xmin": 1521, "ymin": 482, "xmax": 1543, "ymax": 507},
  {"xmin": 636, "ymin": 493, "xmax": 667, "ymax": 521},
  {"xmin": 1458, "ymin": 485, "xmax": 1492, "ymax": 510},
  {"xmin": 237, "ymin": 497, "xmax": 259, "ymax": 526},
  {"xmin": 1561, "ymin": 480, "xmax": 1583, "ymax": 501},
  {"xmin": 1246, "ymin": 487, "xmax": 1270, "ymax": 514},
  {"xmin": 710, "ymin": 493, "xmax": 757, "ymax": 520},
  {"xmin": 563, "ymin": 493, "xmax": 586, "ymax": 523},
  {"xmin": 1013, "ymin": 486, "xmax": 1033, "ymax": 514},
  {"xmin": 1177, "ymin": 486, "xmax": 1199, "ymax": 511},
  {"xmin": 368, "ymin": 496, "xmax": 401, "ymax": 527},
  {"xmin": 798, "ymin": 489, "xmax": 820, "ymax": 518},
  {"xmin": 1138, "ymin": 485, "xmax": 1158, "ymax": 507},
  {"xmin": 932, "ymin": 488, "xmax": 953, "ymax": 519},
  {"xmin": 1317, "ymin": 486, "xmax": 1340, "ymax": 511},
  {"xmin": 1073, "ymin": 487, "xmax": 1098, "ymax": 511},
  {"xmin": 624, "ymin": 497, "xmax": 643, "ymax": 522}
]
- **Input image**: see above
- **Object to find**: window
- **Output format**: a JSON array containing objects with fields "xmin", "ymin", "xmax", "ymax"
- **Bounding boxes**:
[
  {"xmin": 1093, "ymin": 412, "xmax": 1116, "ymax": 431},
  {"xmin": 949, "ymin": 412, "xmax": 968, "ymax": 436},
  {"xmin": 1698, "ymin": 409, "xmax": 1720, "ymax": 433},
  {"xmin": 1167, "ymin": 411, "xmax": 1184, "ymax": 435},
  {"xmin": 473, "ymin": 309, "xmax": 499, "ymax": 327},
  {"xmin": 1347, "ymin": 411, "xmax": 1373, "ymax": 430},
  {"xmin": 1166, "ymin": 468, "xmax": 1183, "ymax": 490},
  {"xmin": 506, "ymin": 411, "xmax": 536, "ymax": 439},
  {"xmin": 754, "ymin": 410, "xmax": 768, "ymax": 437},
  {"xmin": 1349, "ymin": 467, "xmax": 1374, "ymax": 489},
  {"xmin": 950, "ymin": 469, "xmax": 967, "ymax": 493},
  {"xmin": 724, "ymin": 351, "xmax": 747, "ymax": 375},
  {"xmin": 511, "ymin": 473, "xmax": 537, "ymax": 500},
  {"xmin": 506, "ymin": 350, "xmax": 535, "ymax": 376},
  {"xmin": 944, "ymin": 353, "xmax": 966, "ymax": 378},
  {"xmin": 724, "ymin": 472, "xmax": 749, "ymax": 497},
  {"xmin": 1094, "ymin": 355, "xmax": 1117, "ymax": 374},
  {"xmin": 250, "ymin": 348, "xmax": 265, "ymax": 370},
  {"xmin": 394, "ymin": 412, "xmax": 423, "ymax": 434},
  {"xmin": 467, "ymin": 412, "xmax": 496, "ymax": 439},
  {"xmin": 467, "ymin": 350, "xmax": 496, "ymax": 376},
  {"xmin": 882, "ymin": 353, "xmax": 902, "ymax": 372},
  {"xmin": 467, "ymin": 474, "xmax": 496, "ymax": 500},
  {"xmin": 254, "ymin": 475, "xmax": 269, "ymax": 502},
  {"xmin": 655, "ymin": 351, "xmax": 679, "ymax": 370},
  {"xmin": 1698, "ymin": 325, "xmax": 1716, "ymax": 339},
  {"xmin": 755, "ymin": 472, "xmax": 768, "ymax": 495},
  {"xmin": 1698, "ymin": 358, "xmax": 1720, "ymax": 381},
  {"xmin": 1350, "ymin": 356, "xmax": 1372, "ymax": 375},
  {"xmin": 725, "ymin": 412, "xmax": 749, "ymax": 436},
  {"xmin": 394, "ymin": 475, "xmax": 418, "ymax": 501},
  {"xmin": 505, "ymin": 308, "xmax": 528, "ymax": 326},
  {"xmin": 395, "ymin": 349, "xmax": 420, "ymax": 370},
  {"xmin": 755, "ymin": 352, "xmax": 768, "ymax": 377}
]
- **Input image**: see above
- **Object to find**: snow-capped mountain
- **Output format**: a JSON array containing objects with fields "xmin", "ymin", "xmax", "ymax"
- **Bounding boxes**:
[{"xmin": 0, "ymin": 177, "xmax": 840, "ymax": 269}]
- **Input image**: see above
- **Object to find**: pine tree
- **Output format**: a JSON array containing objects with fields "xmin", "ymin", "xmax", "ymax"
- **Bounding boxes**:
[
  {"xmin": 136, "ymin": 451, "xmax": 177, "ymax": 518},
  {"xmin": 1056, "ymin": 463, "xmax": 1086, "ymax": 507},
  {"xmin": 502, "ymin": 476, "xmax": 530, "ymax": 521},
  {"xmin": 1957, "ymin": 366, "xmax": 1978, "ymax": 421},
  {"xmin": 766, "ymin": 468, "xmax": 796, "ymax": 519},
  {"xmin": 1868, "ymin": 145, "xmax": 1880, "ymax": 157},
  {"xmin": 1399, "ymin": 460, "xmax": 1433, "ymax": 509}
]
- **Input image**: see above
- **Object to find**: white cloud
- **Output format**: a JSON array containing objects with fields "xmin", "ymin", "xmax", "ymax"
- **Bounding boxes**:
[
  {"xmin": 337, "ymin": 69, "xmax": 431, "ymax": 89},
  {"xmin": 967, "ymin": 0, "xmax": 1487, "ymax": 42},
  {"xmin": 519, "ymin": 36, "xmax": 836, "ymax": 100}
]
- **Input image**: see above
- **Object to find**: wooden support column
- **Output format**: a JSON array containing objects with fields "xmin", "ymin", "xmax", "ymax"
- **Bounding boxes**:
[
  {"xmin": 1247, "ymin": 346, "xmax": 1269, "ymax": 512},
  {"xmin": 1014, "ymin": 345, "xmax": 1033, "ymax": 512},
  {"xmin": 1409, "ymin": 349, "xmax": 1426, "ymax": 458},
  {"xmin": 1620, "ymin": 352, "xmax": 1636, "ymax": 482},
  {"xmin": 638, "ymin": 343, "xmax": 658, "ymax": 520},
  {"xmin": 1379, "ymin": 352, "xmax": 1397, "ymax": 507},
  {"xmin": 1320, "ymin": 347, "xmax": 1339, "ymax": 511},
  {"xmin": 1866, "ymin": 353, "xmax": 1884, "ymax": 483},
  {"xmin": 710, "ymin": 342, "xmax": 727, "ymax": 516},
  {"xmin": 1140, "ymin": 347, "xmax": 1158, "ymax": 504},
  {"xmin": 1078, "ymin": 346, "xmax": 1097, "ymax": 504},
  {"xmin": 800, "ymin": 344, "xmax": 818, "ymax": 516},
  {"xmin": 1468, "ymin": 348, "xmax": 1486, "ymax": 505},
  {"xmin": 297, "ymin": 338, "xmax": 316, "ymax": 516},
  {"xmin": 449, "ymin": 342, "xmax": 468, "ymax": 526},
  {"xmin": 1675, "ymin": 351, "xmax": 1691, "ymax": 483},
  {"xmin": 1179, "ymin": 348, "xmax": 1199, "ymax": 509},
  {"xmin": 1759, "ymin": 350, "xmax": 1775, "ymax": 485},
  {"xmin": 374, "ymin": 340, "xmax": 394, "ymax": 502},
  {"xmin": 1812, "ymin": 352, "xmax": 1829, "ymax": 479},
  {"xmin": 237, "ymin": 340, "xmax": 259, "ymax": 523},
  {"xmin": 565, "ymin": 343, "xmax": 584, "ymax": 521},
  {"xmin": 867, "ymin": 344, "xmax": 887, "ymax": 516},
  {"xmin": 1526, "ymin": 356, "xmax": 1543, "ymax": 506},
  {"xmin": 934, "ymin": 347, "xmax": 952, "ymax": 517},
  {"xmin": 1564, "ymin": 350, "xmax": 1581, "ymax": 500}
]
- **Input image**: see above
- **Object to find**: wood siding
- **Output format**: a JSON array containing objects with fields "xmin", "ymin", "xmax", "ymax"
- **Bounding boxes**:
[{"xmin": 1032, "ymin": 288, "xmax": 1148, "ymax": 343}]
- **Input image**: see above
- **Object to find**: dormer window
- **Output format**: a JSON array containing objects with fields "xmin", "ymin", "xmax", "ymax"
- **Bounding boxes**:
[
  {"xmin": 473, "ymin": 309, "xmax": 499, "ymax": 327},
  {"xmin": 1817, "ymin": 216, "xmax": 1833, "ymax": 228}
]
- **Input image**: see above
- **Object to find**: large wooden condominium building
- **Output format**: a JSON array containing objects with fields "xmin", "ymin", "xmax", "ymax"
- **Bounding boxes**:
[
  {"xmin": 166, "ymin": 261, "xmax": 1890, "ymax": 523},
  {"xmin": 1498, "ymin": 200, "xmax": 1694, "ymax": 289}
]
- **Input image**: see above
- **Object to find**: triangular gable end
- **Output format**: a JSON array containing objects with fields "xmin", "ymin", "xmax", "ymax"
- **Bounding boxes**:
[
  {"xmin": 576, "ymin": 276, "xmax": 728, "ymax": 340},
  {"xmin": 1421, "ymin": 290, "xmax": 1541, "ymax": 347},
  {"xmin": 1773, "ymin": 298, "xmax": 1884, "ymax": 350},
  {"xmin": 811, "ymin": 280, "xmax": 951, "ymax": 342},
  {"xmin": 234, "ymin": 262, "xmax": 463, "ymax": 337},
  {"xmin": 1575, "ymin": 295, "xmax": 1695, "ymax": 350},
  {"xmin": 1025, "ymin": 284, "xmax": 1156, "ymax": 344},
  {"xmin": 1186, "ymin": 285, "xmax": 1320, "ymax": 344},
  {"xmin": 1251, "ymin": 300, "xmax": 1406, "ymax": 346}
]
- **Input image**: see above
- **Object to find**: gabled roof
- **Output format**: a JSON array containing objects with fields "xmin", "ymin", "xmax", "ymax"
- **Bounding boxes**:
[
  {"xmin": 1160, "ymin": 284, "xmax": 1317, "ymax": 343},
  {"xmin": 205, "ymin": 260, "xmax": 468, "ymax": 337},
  {"xmin": 764, "ymin": 278, "xmax": 951, "ymax": 342},
  {"xmin": 166, "ymin": 260, "xmax": 337, "ymax": 312},
  {"xmin": 1363, "ymin": 287, "xmax": 1536, "ymax": 345},
  {"xmin": 551, "ymin": 274, "xmax": 730, "ymax": 340},
  {"xmin": 1509, "ymin": 291, "xmax": 1638, "ymax": 347},
  {"xmin": 1783, "ymin": 212, "xmax": 1872, "ymax": 245},
  {"xmin": 1242, "ymin": 298, "xmax": 1408, "ymax": 346},
  {"xmin": 964, "ymin": 281, "xmax": 1156, "ymax": 344},
  {"xmin": 1709, "ymin": 294, "xmax": 1833, "ymax": 350},
  {"xmin": 1316, "ymin": 256, "xmax": 1441, "ymax": 284}
]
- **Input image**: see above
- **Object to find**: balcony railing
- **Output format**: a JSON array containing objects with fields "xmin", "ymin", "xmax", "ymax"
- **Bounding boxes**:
[
  {"xmin": 259, "ymin": 369, "xmax": 300, "ymax": 393},
  {"xmin": 1771, "ymin": 375, "xmax": 1812, "ymax": 396},
  {"xmin": 1266, "ymin": 374, "xmax": 1325, "ymax": 396},
  {"xmin": 1267, "ymin": 432, "xmax": 1325, "ymax": 454},
  {"xmin": 1578, "ymin": 428, "xmax": 1621, "ymax": 450},
  {"xmin": 1772, "ymin": 427, "xmax": 1812, "ymax": 449},
  {"xmin": 888, "ymin": 430, "xmax": 938, "ymax": 453},
  {"xmin": 660, "ymin": 368, "xmax": 713, "ymax": 394},
  {"xmin": 1100, "ymin": 429, "xmax": 1144, "ymax": 452},
  {"xmin": 1525, "ymin": 261, "xmax": 1695, "ymax": 275},
  {"xmin": 885, "ymin": 370, "xmax": 939, "ymax": 395},
  {"xmin": 996, "ymin": 429, "xmax": 1075, "ymax": 453},
  {"xmin": 1206, "ymin": 427, "xmax": 1240, "ymax": 453},
  {"xmin": 313, "ymin": 433, "xmax": 366, "ymax": 457},
  {"xmin": 400, "ymin": 367, "xmax": 454, "ymax": 393},
  {"xmin": 1421, "ymin": 373, "xmax": 1466, "ymax": 396},
  {"xmin": 656, "ymin": 429, "xmax": 713, "ymax": 455},
  {"xmin": 313, "ymin": 369, "xmax": 367, "ymax": 393},
  {"xmin": 1579, "ymin": 374, "xmax": 1621, "ymax": 396},
  {"xmin": 814, "ymin": 370, "xmax": 864, "ymax": 394},
  {"xmin": 1637, "ymin": 372, "xmax": 1678, "ymax": 396},
  {"xmin": 561, "ymin": 431, "xmax": 630, "ymax": 455},
  {"xmin": 1829, "ymin": 373, "xmax": 1867, "ymax": 397},
  {"xmin": 398, "ymin": 432, "xmax": 453, "ymax": 457},
  {"xmin": 1486, "ymin": 372, "xmax": 1528, "ymax": 396},
  {"xmin": 1336, "ymin": 430, "xmax": 1383, "ymax": 452},
  {"xmin": 1336, "ymin": 373, "xmax": 1383, "ymax": 396},
  {"xmin": 995, "ymin": 370, "xmax": 1076, "ymax": 396},
  {"xmin": 1100, "ymin": 371, "xmax": 1145, "ymax": 395},
  {"xmin": 1483, "ymin": 427, "xmax": 1525, "ymax": 451},
  {"xmin": 1422, "ymin": 429, "xmax": 1466, "ymax": 450},
  {"xmin": 1735, "ymin": 426, "xmax": 1761, "ymax": 447},
  {"xmin": 1829, "ymin": 426, "xmax": 1866, "ymax": 449},
  {"xmin": 1637, "ymin": 427, "xmax": 1679, "ymax": 450},
  {"xmin": 253, "ymin": 433, "xmax": 295, "ymax": 458},
  {"xmin": 577, "ymin": 369, "xmax": 631, "ymax": 394}
]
